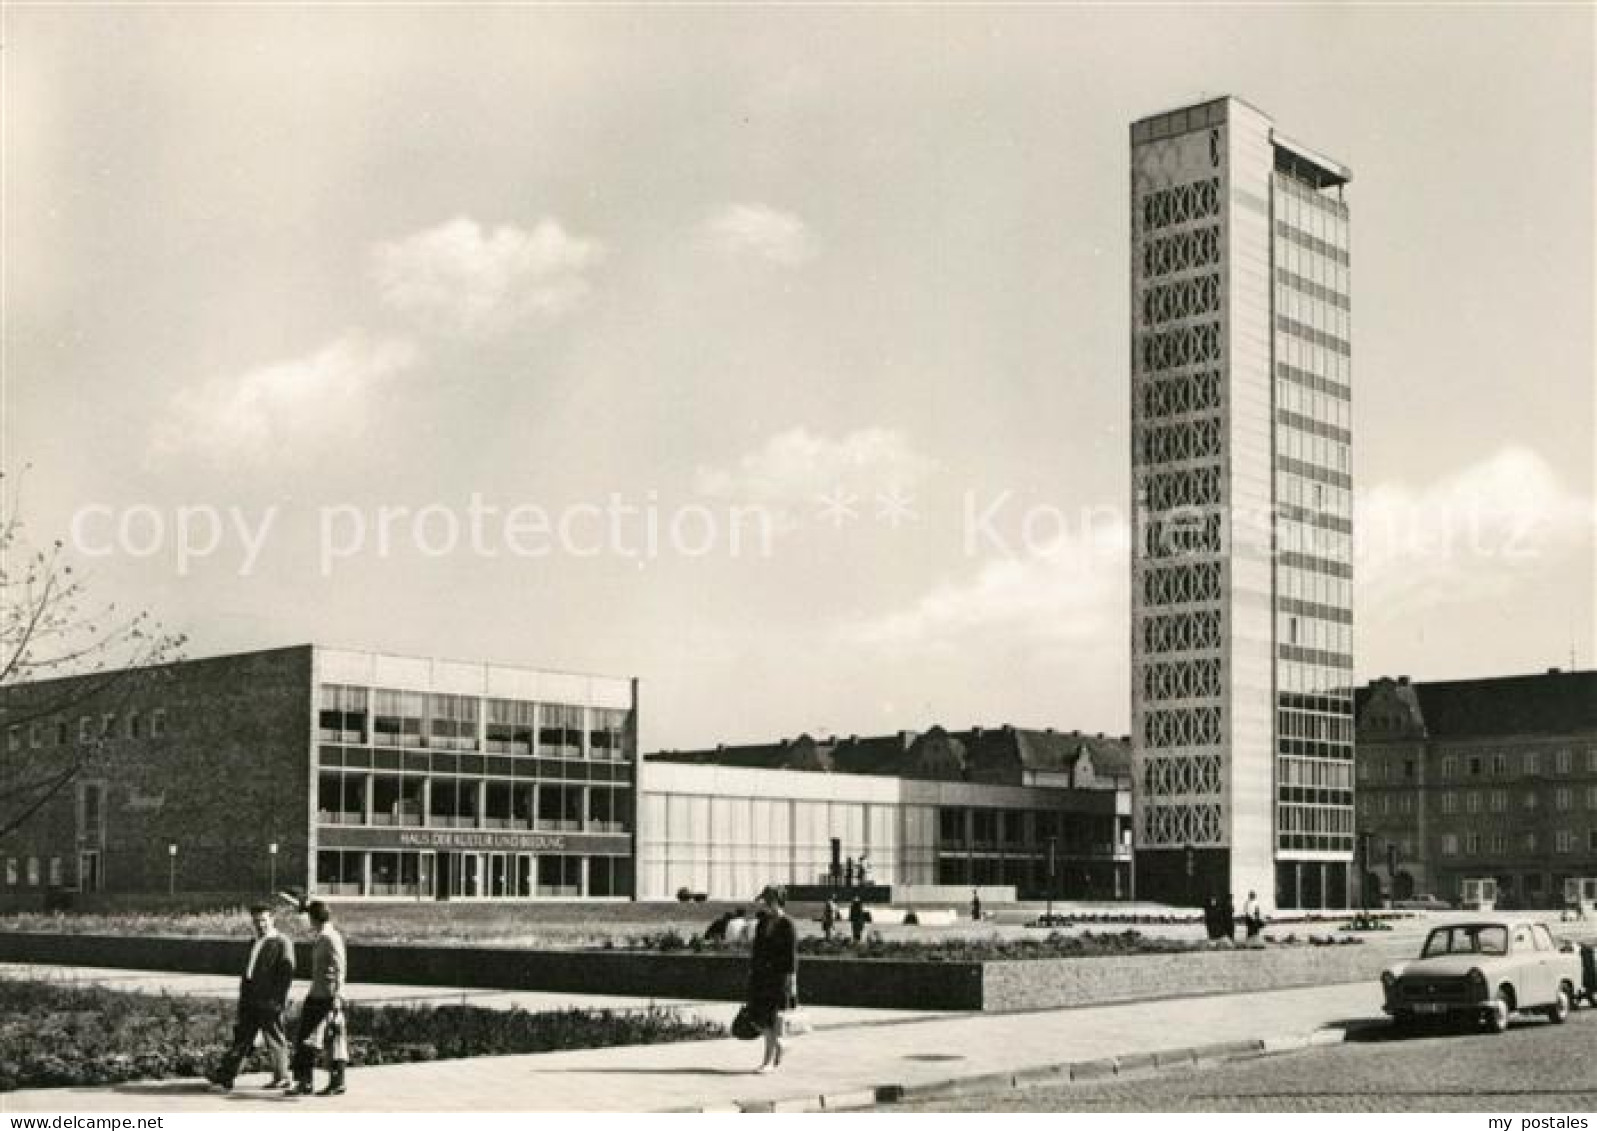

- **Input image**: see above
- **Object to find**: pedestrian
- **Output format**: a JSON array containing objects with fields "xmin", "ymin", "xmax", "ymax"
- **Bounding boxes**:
[
  {"xmin": 848, "ymin": 895, "xmax": 866, "ymax": 943},
  {"xmin": 746, "ymin": 885, "xmax": 797, "ymax": 1074},
  {"xmin": 821, "ymin": 897, "xmax": 838, "ymax": 941},
  {"xmin": 207, "ymin": 901, "xmax": 295, "ymax": 1091},
  {"xmin": 1203, "ymin": 895, "xmax": 1220, "ymax": 940},
  {"xmin": 1222, "ymin": 893, "xmax": 1237, "ymax": 942},
  {"xmin": 858, "ymin": 853, "xmax": 872, "ymax": 887},
  {"xmin": 291, "ymin": 900, "xmax": 349, "ymax": 1097},
  {"xmin": 1243, "ymin": 891, "xmax": 1263, "ymax": 940},
  {"xmin": 844, "ymin": 857, "xmax": 855, "ymax": 888},
  {"xmin": 970, "ymin": 888, "xmax": 982, "ymax": 921}
]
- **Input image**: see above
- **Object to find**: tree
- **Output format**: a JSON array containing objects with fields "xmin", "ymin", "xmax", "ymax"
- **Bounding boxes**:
[{"xmin": 0, "ymin": 471, "xmax": 186, "ymax": 839}]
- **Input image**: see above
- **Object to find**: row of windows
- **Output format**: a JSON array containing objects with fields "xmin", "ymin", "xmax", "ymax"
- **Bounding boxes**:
[
  {"xmin": 1277, "ymin": 468, "xmax": 1352, "ymax": 522},
  {"xmin": 1280, "ymin": 611, "xmax": 1352, "ymax": 656},
  {"xmin": 1279, "ymin": 756, "xmax": 1354, "ymax": 790},
  {"xmin": 315, "ymin": 849, "xmax": 632, "ymax": 899},
  {"xmin": 1441, "ymin": 830, "xmax": 1597, "ymax": 856},
  {"xmin": 1278, "ymin": 804, "xmax": 1355, "ymax": 834},
  {"xmin": 1142, "ymin": 561, "xmax": 1223, "ymax": 607},
  {"xmin": 2, "ymin": 857, "xmax": 62, "ymax": 886},
  {"xmin": 1276, "ymin": 267, "xmax": 1350, "ymax": 312},
  {"xmin": 1144, "ymin": 466, "xmax": 1222, "ymax": 511},
  {"xmin": 1141, "ymin": 274, "xmax": 1221, "ymax": 326},
  {"xmin": 935, "ymin": 807, "xmax": 1110, "ymax": 851},
  {"xmin": 1140, "ymin": 178, "xmax": 1221, "ymax": 231},
  {"xmin": 1276, "ymin": 359, "xmax": 1350, "ymax": 404},
  {"xmin": 1142, "ymin": 658, "xmax": 1222, "ymax": 702},
  {"xmin": 1277, "ymin": 408, "xmax": 1351, "ymax": 449},
  {"xmin": 6, "ymin": 709, "xmax": 170, "ymax": 753},
  {"xmin": 1277, "ymin": 377, "xmax": 1351, "ymax": 433},
  {"xmin": 1279, "ymin": 710, "xmax": 1354, "ymax": 745},
  {"xmin": 1144, "ymin": 512, "xmax": 1223, "ymax": 559},
  {"xmin": 1274, "ymin": 171, "xmax": 1350, "ymax": 224},
  {"xmin": 316, "ymin": 772, "xmax": 630, "ymax": 831},
  {"xmin": 1139, "ymin": 417, "xmax": 1222, "ymax": 465},
  {"xmin": 1143, "ymin": 706, "xmax": 1223, "ymax": 749},
  {"xmin": 1439, "ymin": 748, "xmax": 1597, "ymax": 779},
  {"xmin": 1276, "ymin": 313, "xmax": 1350, "ymax": 358},
  {"xmin": 317, "ymin": 745, "xmax": 633, "ymax": 781},
  {"xmin": 1277, "ymin": 518, "xmax": 1352, "ymax": 563},
  {"xmin": 319, "ymin": 684, "xmax": 629, "ymax": 758},
  {"xmin": 1139, "ymin": 322, "xmax": 1222, "ymax": 372},
  {"xmin": 1277, "ymin": 550, "xmax": 1353, "ymax": 581},
  {"xmin": 1142, "ymin": 610, "xmax": 1223, "ymax": 655},
  {"xmin": 1141, "ymin": 225, "xmax": 1221, "ymax": 279},
  {"xmin": 1363, "ymin": 747, "xmax": 1597, "ymax": 782},
  {"xmin": 1278, "ymin": 562, "xmax": 1353, "ymax": 612},
  {"xmin": 1274, "ymin": 219, "xmax": 1350, "ymax": 266},
  {"xmin": 1140, "ymin": 369, "xmax": 1223, "ymax": 419},
  {"xmin": 1365, "ymin": 784, "xmax": 1597, "ymax": 814},
  {"xmin": 1278, "ymin": 327, "xmax": 1351, "ymax": 388},
  {"xmin": 1278, "ymin": 658, "xmax": 1356, "ymax": 703},
  {"xmin": 1276, "ymin": 284, "xmax": 1350, "ymax": 344}
]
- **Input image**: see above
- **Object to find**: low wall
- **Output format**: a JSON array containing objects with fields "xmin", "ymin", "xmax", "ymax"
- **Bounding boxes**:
[
  {"xmin": 980, "ymin": 944, "xmax": 1388, "ymax": 1011},
  {"xmin": 0, "ymin": 932, "xmax": 983, "ymax": 1010},
  {"xmin": 0, "ymin": 932, "xmax": 1381, "ymax": 1013}
]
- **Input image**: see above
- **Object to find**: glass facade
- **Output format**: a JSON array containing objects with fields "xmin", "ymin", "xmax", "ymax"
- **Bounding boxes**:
[{"xmin": 314, "ymin": 681, "xmax": 636, "ymax": 899}]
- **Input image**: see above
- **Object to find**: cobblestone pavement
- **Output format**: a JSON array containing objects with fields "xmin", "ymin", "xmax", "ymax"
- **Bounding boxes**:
[{"xmin": 891, "ymin": 1007, "xmax": 1597, "ymax": 1112}]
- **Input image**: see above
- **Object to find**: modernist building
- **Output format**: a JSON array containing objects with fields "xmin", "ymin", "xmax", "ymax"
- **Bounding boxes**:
[
  {"xmin": 0, "ymin": 645, "xmax": 638, "ymax": 902},
  {"xmin": 644, "ymin": 728, "xmax": 1133, "ymax": 901},
  {"xmin": 1356, "ymin": 670, "xmax": 1597, "ymax": 910},
  {"xmin": 1129, "ymin": 97, "xmax": 1355, "ymax": 910}
]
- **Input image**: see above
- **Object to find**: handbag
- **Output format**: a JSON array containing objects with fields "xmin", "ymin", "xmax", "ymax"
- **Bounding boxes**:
[
  {"xmin": 777, "ymin": 993, "xmax": 813, "ymax": 1038},
  {"xmin": 731, "ymin": 1005, "xmax": 761, "ymax": 1040}
]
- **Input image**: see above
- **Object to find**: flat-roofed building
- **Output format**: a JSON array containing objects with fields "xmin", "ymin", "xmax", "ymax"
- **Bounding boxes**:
[
  {"xmin": 0, "ymin": 645, "xmax": 639, "ymax": 903},
  {"xmin": 644, "ymin": 726, "xmax": 1132, "ymax": 900}
]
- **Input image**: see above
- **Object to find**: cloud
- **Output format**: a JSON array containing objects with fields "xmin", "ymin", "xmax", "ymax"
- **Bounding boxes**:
[
  {"xmin": 151, "ymin": 332, "xmax": 417, "ymax": 462},
  {"xmin": 704, "ymin": 203, "xmax": 816, "ymax": 266},
  {"xmin": 838, "ymin": 513, "xmax": 1130, "ymax": 656},
  {"xmin": 695, "ymin": 427, "xmax": 933, "ymax": 516},
  {"xmin": 1356, "ymin": 446, "xmax": 1594, "ymax": 614},
  {"xmin": 372, "ymin": 217, "xmax": 603, "ymax": 335}
]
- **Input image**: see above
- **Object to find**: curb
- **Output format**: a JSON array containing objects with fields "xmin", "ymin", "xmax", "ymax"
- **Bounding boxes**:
[{"xmin": 706, "ymin": 1026, "xmax": 1352, "ymax": 1112}]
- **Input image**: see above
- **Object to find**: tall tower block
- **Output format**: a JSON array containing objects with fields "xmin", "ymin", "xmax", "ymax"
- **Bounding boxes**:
[{"xmin": 1129, "ymin": 98, "xmax": 1355, "ymax": 911}]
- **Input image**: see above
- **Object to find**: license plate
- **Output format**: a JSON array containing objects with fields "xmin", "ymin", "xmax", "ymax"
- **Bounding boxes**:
[{"xmin": 1413, "ymin": 1003, "xmax": 1448, "ymax": 1015}]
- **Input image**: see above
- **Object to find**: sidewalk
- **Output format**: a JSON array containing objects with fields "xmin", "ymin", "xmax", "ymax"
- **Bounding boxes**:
[{"xmin": 1, "ymin": 973, "xmax": 1384, "ymax": 1113}]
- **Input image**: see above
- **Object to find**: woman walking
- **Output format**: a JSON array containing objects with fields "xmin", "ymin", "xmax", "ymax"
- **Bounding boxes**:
[{"xmin": 747, "ymin": 884, "xmax": 798, "ymax": 1074}]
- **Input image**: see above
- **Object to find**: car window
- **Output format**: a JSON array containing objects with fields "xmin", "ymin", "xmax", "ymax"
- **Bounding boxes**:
[
  {"xmin": 1533, "ymin": 925, "xmax": 1555, "ymax": 952},
  {"xmin": 1422, "ymin": 925, "xmax": 1508, "ymax": 957},
  {"xmin": 1512, "ymin": 926, "xmax": 1533, "ymax": 951}
]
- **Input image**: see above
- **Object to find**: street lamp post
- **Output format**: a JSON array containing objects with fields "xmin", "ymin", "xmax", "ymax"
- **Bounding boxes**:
[
  {"xmin": 1358, "ymin": 831, "xmax": 1372, "ymax": 916},
  {"xmin": 1046, "ymin": 836, "xmax": 1058, "ymax": 926},
  {"xmin": 1184, "ymin": 843, "xmax": 1195, "ymax": 909},
  {"xmin": 268, "ymin": 842, "xmax": 278, "ymax": 893},
  {"xmin": 167, "ymin": 844, "xmax": 177, "ymax": 896}
]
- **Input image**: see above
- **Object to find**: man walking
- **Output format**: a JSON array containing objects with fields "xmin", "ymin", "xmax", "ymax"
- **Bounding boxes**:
[
  {"xmin": 291, "ymin": 900, "xmax": 349, "ymax": 1097},
  {"xmin": 208, "ymin": 902, "xmax": 295, "ymax": 1091},
  {"xmin": 1243, "ymin": 891, "xmax": 1264, "ymax": 940},
  {"xmin": 848, "ymin": 895, "xmax": 867, "ymax": 943}
]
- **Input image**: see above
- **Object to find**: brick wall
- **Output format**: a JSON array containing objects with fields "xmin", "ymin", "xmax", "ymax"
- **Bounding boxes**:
[{"xmin": 0, "ymin": 647, "xmax": 314, "ymax": 897}]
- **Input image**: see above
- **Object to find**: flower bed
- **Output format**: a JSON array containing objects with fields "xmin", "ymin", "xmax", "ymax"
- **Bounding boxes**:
[
  {"xmin": 613, "ymin": 927, "xmax": 1360, "ymax": 960},
  {"xmin": 0, "ymin": 977, "xmax": 723, "ymax": 1092}
]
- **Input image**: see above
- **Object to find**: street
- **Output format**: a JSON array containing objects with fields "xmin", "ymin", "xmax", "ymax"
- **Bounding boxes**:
[{"xmin": 889, "ymin": 1009, "xmax": 1597, "ymax": 1112}]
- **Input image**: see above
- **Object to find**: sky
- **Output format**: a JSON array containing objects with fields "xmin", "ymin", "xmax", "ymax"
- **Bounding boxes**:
[{"xmin": 4, "ymin": 5, "xmax": 1593, "ymax": 750}]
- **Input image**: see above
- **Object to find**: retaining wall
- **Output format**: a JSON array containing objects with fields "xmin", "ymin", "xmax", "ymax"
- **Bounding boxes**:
[{"xmin": 0, "ymin": 932, "xmax": 1381, "ymax": 1012}]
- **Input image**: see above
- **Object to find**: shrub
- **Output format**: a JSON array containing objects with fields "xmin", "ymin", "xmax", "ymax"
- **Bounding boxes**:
[{"xmin": 0, "ymin": 978, "xmax": 723, "ymax": 1092}]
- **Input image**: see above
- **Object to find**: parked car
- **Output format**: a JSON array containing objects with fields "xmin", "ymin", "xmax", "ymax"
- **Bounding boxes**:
[
  {"xmin": 1381, "ymin": 919, "xmax": 1584, "ymax": 1034},
  {"xmin": 1391, "ymin": 894, "xmax": 1453, "ymax": 911}
]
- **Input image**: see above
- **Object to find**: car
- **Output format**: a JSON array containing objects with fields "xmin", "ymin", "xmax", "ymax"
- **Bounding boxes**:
[
  {"xmin": 1381, "ymin": 918, "xmax": 1585, "ymax": 1034},
  {"xmin": 1391, "ymin": 894, "xmax": 1453, "ymax": 911}
]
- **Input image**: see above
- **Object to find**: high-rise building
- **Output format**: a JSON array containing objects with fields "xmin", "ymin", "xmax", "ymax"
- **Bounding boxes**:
[{"xmin": 1129, "ymin": 97, "xmax": 1354, "ymax": 910}]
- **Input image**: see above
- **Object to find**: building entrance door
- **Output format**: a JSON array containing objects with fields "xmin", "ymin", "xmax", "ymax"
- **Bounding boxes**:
[{"xmin": 78, "ymin": 851, "xmax": 100, "ymax": 892}]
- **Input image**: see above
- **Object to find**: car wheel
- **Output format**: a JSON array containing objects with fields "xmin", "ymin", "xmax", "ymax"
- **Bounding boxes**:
[
  {"xmin": 1483, "ymin": 997, "xmax": 1509, "ymax": 1034},
  {"xmin": 1547, "ymin": 986, "xmax": 1571, "ymax": 1024}
]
